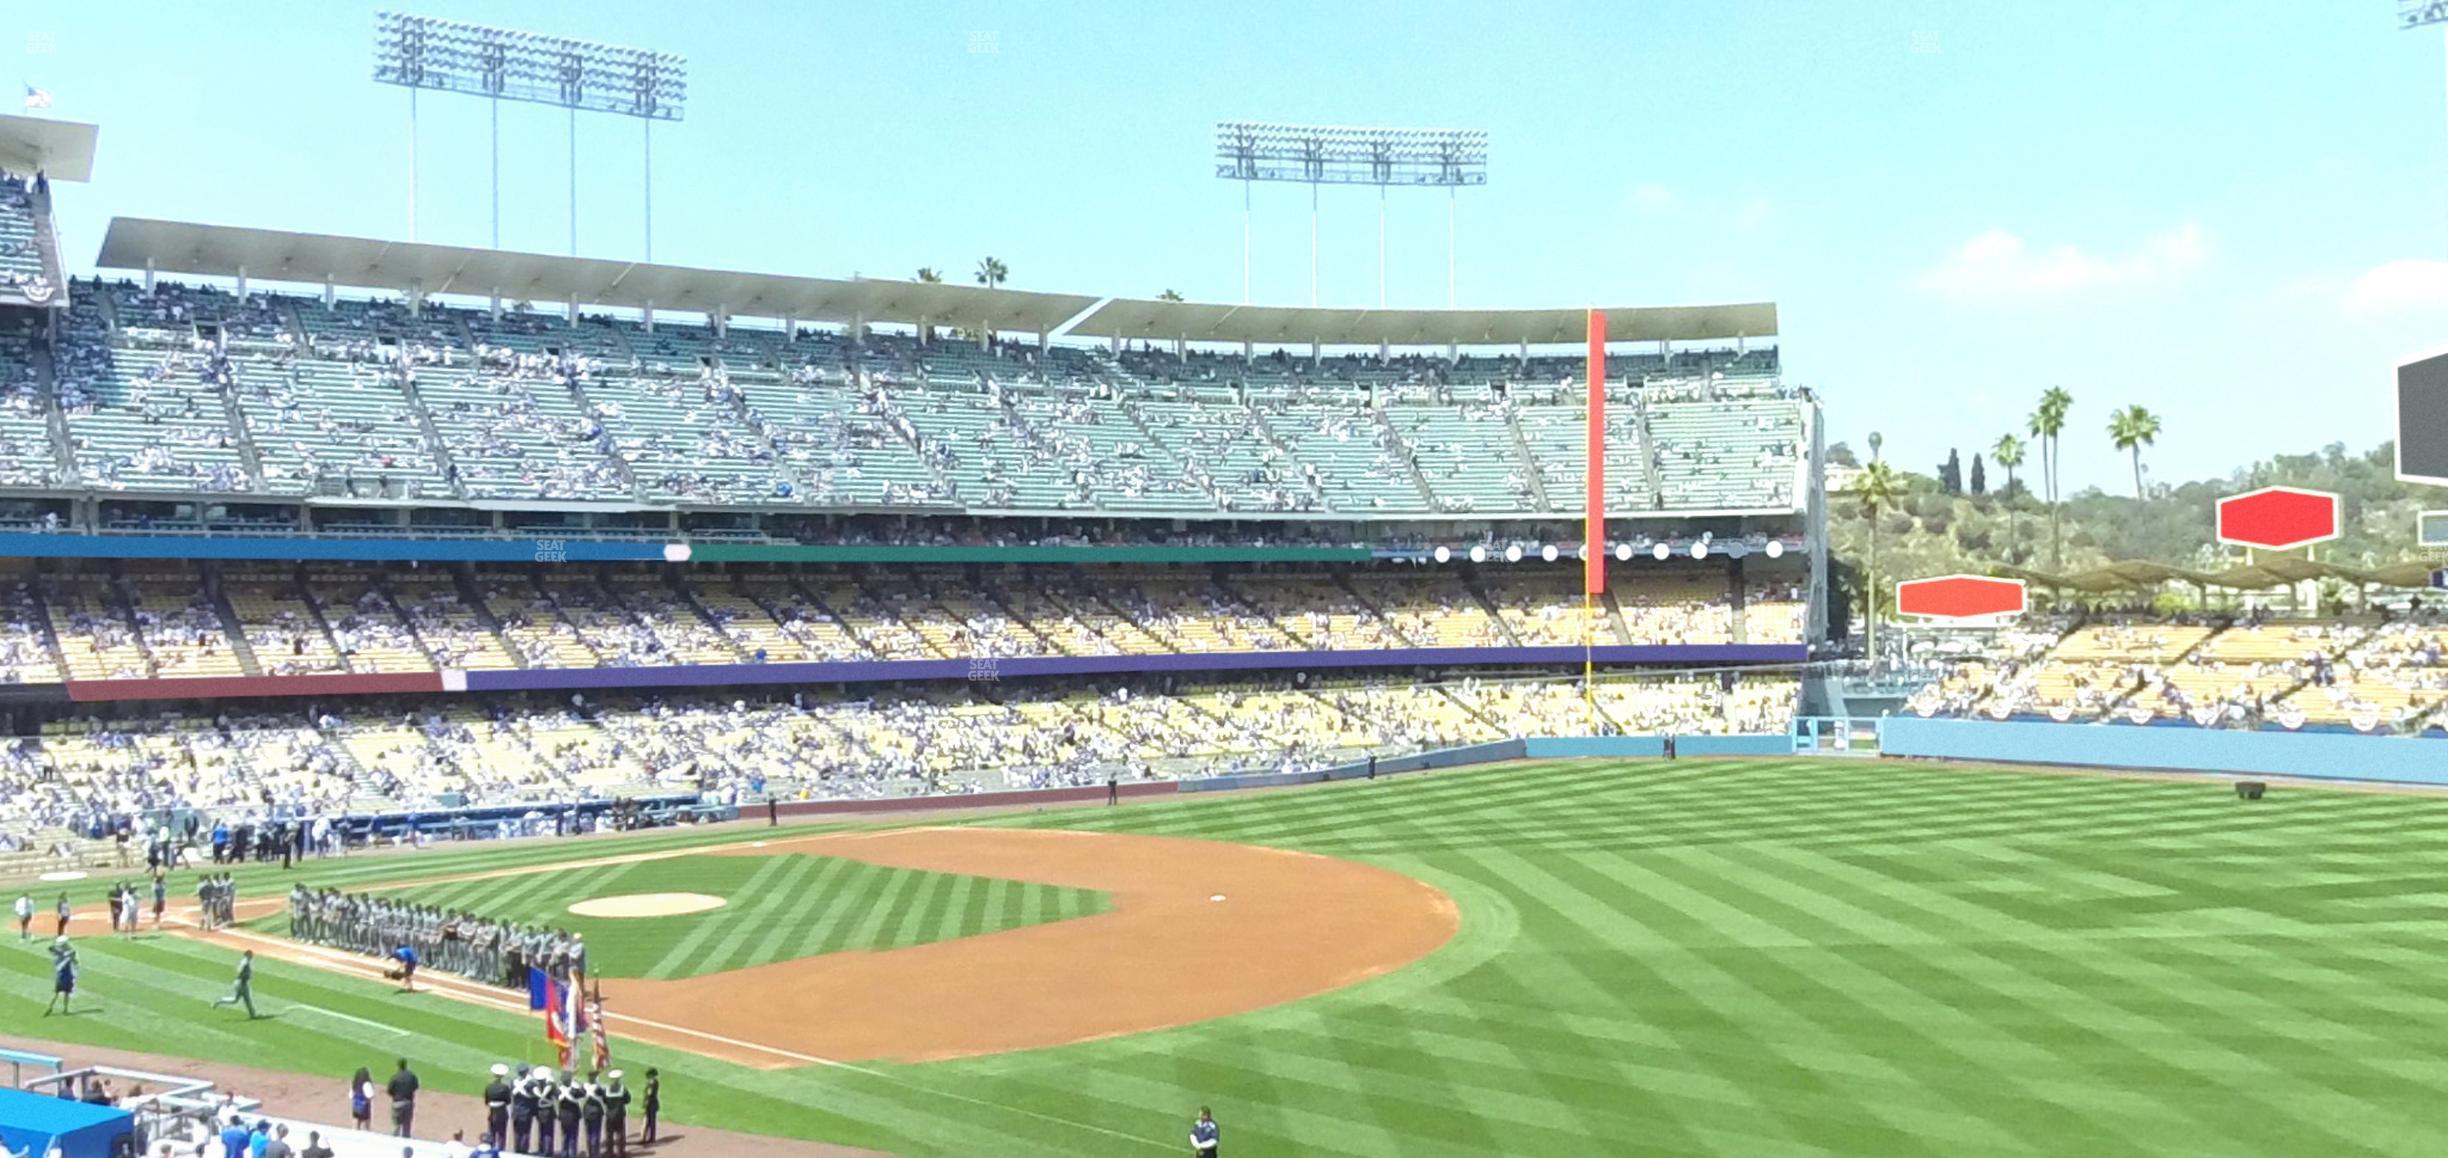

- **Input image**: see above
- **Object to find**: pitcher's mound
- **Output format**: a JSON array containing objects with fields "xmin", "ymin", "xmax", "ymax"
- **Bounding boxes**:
[{"xmin": 569, "ymin": 892, "xmax": 726, "ymax": 919}]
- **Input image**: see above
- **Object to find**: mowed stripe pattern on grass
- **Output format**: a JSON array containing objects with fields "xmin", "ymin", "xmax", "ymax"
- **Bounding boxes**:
[
  {"xmin": 19, "ymin": 757, "xmax": 2448, "ymax": 1155},
  {"xmin": 956, "ymin": 758, "xmax": 2448, "ymax": 1157},
  {"xmin": 392, "ymin": 854, "xmax": 1110, "ymax": 980}
]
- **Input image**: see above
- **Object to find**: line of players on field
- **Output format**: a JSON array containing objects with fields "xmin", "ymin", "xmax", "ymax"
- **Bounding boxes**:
[{"xmin": 288, "ymin": 885, "xmax": 586, "ymax": 990}]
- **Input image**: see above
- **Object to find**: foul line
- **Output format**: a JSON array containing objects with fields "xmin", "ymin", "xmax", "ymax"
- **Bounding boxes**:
[{"xmin": 295, "ymin": 1005, "xmax": 406, "ymax": 1036}]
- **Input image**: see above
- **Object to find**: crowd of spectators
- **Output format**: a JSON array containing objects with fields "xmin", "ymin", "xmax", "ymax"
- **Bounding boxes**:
[
  {"xmin": 0, "ymin": 171, "xmax": 54, "ymax": 304},
  {"xmin": 1906, "ymin": 608, "xmax": 2448, "ymax": 734},
  {"xmin": 5, "ymin": 276, "xmax": 1806, "ymax": 521},
  {"xmin": 0, "ymin": 667, "xmax": 1803, "ymax": 853}
]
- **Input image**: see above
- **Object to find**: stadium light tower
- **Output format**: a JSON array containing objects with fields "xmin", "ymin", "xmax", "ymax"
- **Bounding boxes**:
[
  {"xmin": 374, "ymin": 13, "xmax": 686, "ymax": 258},
  {"xmin": 2410, "ymin": 2, "xmax": 2448, "ymax": 135},
  {"xmin": 1215, "ymin": 122, "xmax": 1487, "ymax": 308}
]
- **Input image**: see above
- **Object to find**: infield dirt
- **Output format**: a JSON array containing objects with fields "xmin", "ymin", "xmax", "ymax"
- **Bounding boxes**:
[{"xmin": 176, "ymin": 826, "xmax": 1460, "ymax": 1068}]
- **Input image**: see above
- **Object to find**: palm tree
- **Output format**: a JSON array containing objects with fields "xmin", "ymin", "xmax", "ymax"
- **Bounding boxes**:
[
  {"xmin": 915, "ymin": 267, "xmax": 943, "ymax": 283},
  {"xmin": 2029, "ymin": 387, "xmax": 2072, "ymax": 568},
  {"xmin": 1157, "ymin": 289, "xmax": 1184, "ymax": 302},
  {"xmin": 1854, "ymin": 457, "xmax": 1905, "ymax": 666},
  {"xmin": 1991, "ymin": 433, "xmax": 2026, "ymax": 562},
  {"xmin": 975, "ymin": 257, "xmax": 1009, "ymax": 289},
  {"xmin": 2107, "ymin": 404, "xmax": 2161, "ymax": 500}
]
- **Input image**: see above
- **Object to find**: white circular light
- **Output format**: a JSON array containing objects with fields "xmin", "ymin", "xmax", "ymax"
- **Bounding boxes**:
[
  {"xmin": 1432, "ymin": 545, "xmax": 1452, "ymax": 564},
  {"xmin": 662, "ymin": 543, "xmax": 693, "ymax": 563},
  {"xmin": 1469, "ymin": 545, "xmax": 1488, "ymax": 564},
  {"xmin": 1504, "ymin": 544, "xmax": 1524, "ymax": 563},
  {"xmin": 1765, "ymin": 539, "xmax": 1785, "ymax": 559},
  {"xmin": 1575, "ymin": 544, "xmax": 1588, "ymax": 561},
  {"xmin": 1614, "ymin": 542, "xmax": 1633, "ymax": 562},
  {"xmin": 1540, "ymin": 544, "xmax": 1559, "ymax": 563},
  {"xmin": 1652, "ymin": 542, "xmax": 1672, "ymax": 561},
  {"xmin": 1690, "ymin": 542, "xmax": 1709, "ymax": 560}
]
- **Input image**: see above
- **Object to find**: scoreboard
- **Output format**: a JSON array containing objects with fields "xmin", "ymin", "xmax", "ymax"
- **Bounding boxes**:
[{"xmin": 2400, "ymin": 349, "xmax": 2448, "ymax": 486}]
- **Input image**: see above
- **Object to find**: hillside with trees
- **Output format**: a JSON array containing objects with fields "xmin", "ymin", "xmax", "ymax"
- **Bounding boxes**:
[{"xmin": 1827, "ymin": 412, "xmax": 2448, "ymax": 629}]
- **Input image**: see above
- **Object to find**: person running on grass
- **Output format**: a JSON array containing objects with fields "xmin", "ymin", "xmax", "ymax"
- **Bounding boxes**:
[{"xmin": 211, "ymin": 949, "xmax": 259, "ymax": 1018}]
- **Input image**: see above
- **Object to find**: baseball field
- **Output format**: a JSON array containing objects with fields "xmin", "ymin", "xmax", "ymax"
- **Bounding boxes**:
[{"xmin": 8, "ymin": 756, "xmax": 2448, "ymax": 1156}]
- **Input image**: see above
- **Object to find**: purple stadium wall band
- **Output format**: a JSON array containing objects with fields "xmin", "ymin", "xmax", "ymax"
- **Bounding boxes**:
[{"xmin": 59, "ymin": 644, "xmax": 1806, "ymax": 703}]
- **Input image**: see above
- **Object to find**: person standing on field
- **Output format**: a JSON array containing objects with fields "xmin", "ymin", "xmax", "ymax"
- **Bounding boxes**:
[
  {"xmin": 386, "ymin": 1058, "xmax": 419, "ymax": 1138},
  {"xmin": 638, "ymin": 1069, "xmax": 660, "ymax": 1146},
  {"xmin": 1190, "ymin": 1107, "xmax": 1220, "ymax": 1157},
  {"xmin": 14, "ymin": 893, "xmax": 29, "ymax": 941},
  {"xmin": 482, "ymin": 1064, "xmax": 511, "ymax": 1147}
]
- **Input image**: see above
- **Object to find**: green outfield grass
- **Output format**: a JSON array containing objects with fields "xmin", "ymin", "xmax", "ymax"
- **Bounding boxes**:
[
  {"xmin": 369, "ymin": 852, "xmax": 1109, "ymax": 979},
  {"xmin": 9, "ymin": 757, "xmax": 2448, "ymax": 1156}
]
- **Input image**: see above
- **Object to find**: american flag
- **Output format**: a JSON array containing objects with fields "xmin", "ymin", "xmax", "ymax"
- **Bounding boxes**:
[
  {"xmin": 588, "ymin": 992, "xmax": 612, "ymax": 1073},
  {"xmin": 22, "ymin": 85, "xmax": 52, "ymax": 112}
]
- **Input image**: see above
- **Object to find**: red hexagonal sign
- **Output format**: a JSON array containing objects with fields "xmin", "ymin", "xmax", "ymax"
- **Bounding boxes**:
[
  {"xmin": 2215, "ymin": 486, "xmax": 2341, "ymax": 551},
  {"xmin": 1896, "ymin": 575, "xmax": 2026, "ymax": 620}
]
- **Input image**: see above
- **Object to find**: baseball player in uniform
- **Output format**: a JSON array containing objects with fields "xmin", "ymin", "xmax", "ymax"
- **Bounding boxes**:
[
  {"xmin": 13, "ymin": 893, "xmax": 29, "ymax": 941},
  {"xmin": 211, "ymin": 949, "xmax": 258, "ymax": 1017}
]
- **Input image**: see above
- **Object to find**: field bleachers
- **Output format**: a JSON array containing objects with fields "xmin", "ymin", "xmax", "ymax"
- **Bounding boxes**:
[
  {"xmin": 0, "ymin": 665, "xmax": 1805, "ymax": 847},
  {"xmin": 0, "ymin": 175, "xmax": 44, "ymax": 298},
  {"xmin": 240, "ymin": 353, "xmax": 446, "ymax": 499},
  {"xmin": 411, "ymin": 362, "xmax": 630, "ymax": 501},
  {"xmin": 1913, "ymin": 614, "xmax": 2448, "ymax": 730},
  {"xmin": 56, "ymin": 344, "xmax": 253, "ymax": 493},
  {"xmin": 0, "ymin": 325, "xmax": 62, "ymax": 488},
  {"xmin": 4, "ymin": 279, "xmax": 1810, "ymax": 520}
]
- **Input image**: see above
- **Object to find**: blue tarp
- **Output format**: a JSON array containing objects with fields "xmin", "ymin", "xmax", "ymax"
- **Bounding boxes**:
[{"xmin": 0, "ymin": 1088, "xmax": 132, "ymax": 1158}]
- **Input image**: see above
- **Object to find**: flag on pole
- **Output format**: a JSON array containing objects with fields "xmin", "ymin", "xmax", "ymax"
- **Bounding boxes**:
[
  {"xmin": 588, "ymin": 989, "xmax": 611, "ymax": 1074},
  {"xmin": 542, "ymin": 974, "xmax": 570, "ymax": 1064},
  {"xmin": 22, "ymin": 86, "xmax": 51, "ymax": 112},
  {"xmin": 1584, "ymin": 309, "xmax": 1608, "ymax": 595},
  {"xmin": 542, "ymin": 968, "xmax": 588, "ymax": 1068}
]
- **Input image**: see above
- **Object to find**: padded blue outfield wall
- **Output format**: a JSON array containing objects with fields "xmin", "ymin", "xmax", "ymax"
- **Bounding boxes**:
[
  {"xmin": 1520, "ymin": 734, "xmax": 1789, "ymax": 758},
  {"xmin": 1880, "ymin": 716, "xmax": 2448, "ymax": 787}
]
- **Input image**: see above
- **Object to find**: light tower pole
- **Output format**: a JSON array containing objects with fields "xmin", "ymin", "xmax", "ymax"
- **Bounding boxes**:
[
  {"xmin": 375, "ymin": 13, "xmax": 686, "ymax": 258},
  {"xmin": 1214, "ymin": 122, "xmax": 1486, "ymax": 310}
]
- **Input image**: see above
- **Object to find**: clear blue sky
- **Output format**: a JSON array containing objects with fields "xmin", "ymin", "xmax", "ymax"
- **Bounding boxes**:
[{"xmin": 12, "ymin": 1, "xmax": 2448, "ymax": 495}]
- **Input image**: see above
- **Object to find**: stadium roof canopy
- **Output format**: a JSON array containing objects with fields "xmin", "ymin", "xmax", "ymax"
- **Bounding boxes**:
[
  {"xmin": 96, "ymin": 218, "xmax": 1101, "ymax": 336},
  {"xmin": 0, "ymin": 114, "xmax": 99, "ymax": 182},
  {"xmin": 1067, "ymin": 297, "xmax": 1776, "ymax": 346},
  {"xmin": 97, "ymin": 217, "xmax": 1777, "ymax": 347}
]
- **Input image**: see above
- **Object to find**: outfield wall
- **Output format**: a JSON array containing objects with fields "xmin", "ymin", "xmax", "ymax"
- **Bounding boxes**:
[{"xmin": 1879, "ymin": 717, "xmax": 2448, "ymax": 786}]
